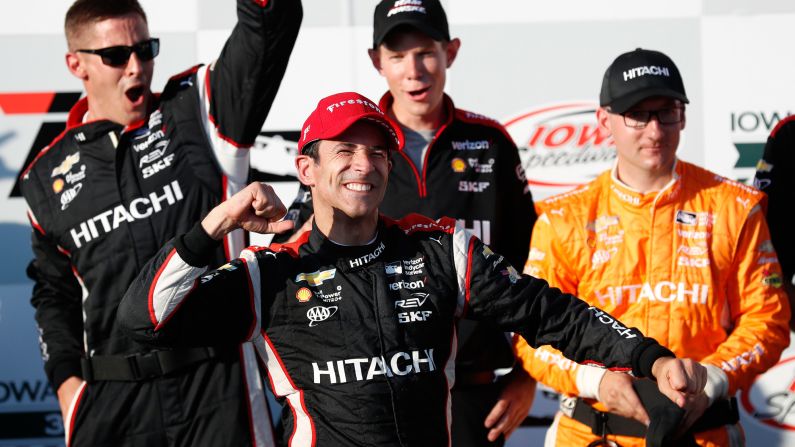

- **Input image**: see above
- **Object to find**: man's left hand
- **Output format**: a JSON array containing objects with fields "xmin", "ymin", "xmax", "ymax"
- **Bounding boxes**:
[
  {"xmin": 484, "ymin": 368, "xmax": 537, "ymax": 442},
  {"xmin": 651, "ymin": 357, "xmax": 707, "ymax": 407}
]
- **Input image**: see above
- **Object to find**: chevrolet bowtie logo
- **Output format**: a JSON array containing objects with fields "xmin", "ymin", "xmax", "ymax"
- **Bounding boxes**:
[{"xmin": 295, "ymin": 268, "xmax": 337, "ymax": 286}]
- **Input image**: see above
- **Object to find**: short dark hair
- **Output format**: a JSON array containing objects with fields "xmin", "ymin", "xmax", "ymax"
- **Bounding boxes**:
[
  {"xmin": 65, "ymin": 0, "xmax": 147, "ymax": 50},
  {"xmin": 301, "ymin": 140, "xmax": 322, "ymax": 161}
]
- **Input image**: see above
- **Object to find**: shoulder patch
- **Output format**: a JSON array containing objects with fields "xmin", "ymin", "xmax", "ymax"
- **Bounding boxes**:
[{"xmin": 455, "ymin": 109, "xmax": 516, "ymax": 144}]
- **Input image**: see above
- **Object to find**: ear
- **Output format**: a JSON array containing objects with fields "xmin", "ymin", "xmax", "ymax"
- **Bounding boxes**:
[
  {"xmin": 444, "ymin": 38, "xmax": 461, "ymax": 69},
  {"xmin": 295, "ymin": 154, "xmax": 316, "ymax": 187},
  {"xmin": 66, "ymin": 52, "xmax": 88, "ymax": 80},
  {"xmin": 368, "ymin": 47, "xmax": 383, "ymax": 74},
  {"xmin": 596, "ymin": 107, "xmax": 612, "ymax": 134},
  {"xmin": 680, "ymin": 109, "xmax": 686, "ymax": 131}
]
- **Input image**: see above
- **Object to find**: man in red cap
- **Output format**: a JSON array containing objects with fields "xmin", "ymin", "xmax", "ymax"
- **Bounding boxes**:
[
  {"xmin": 117, "ymin": 91, "xmax": 707, "ymax": 447},
  {"xmin": 278, "ymin": 2, "xmax": 537, "ymax": 443}
]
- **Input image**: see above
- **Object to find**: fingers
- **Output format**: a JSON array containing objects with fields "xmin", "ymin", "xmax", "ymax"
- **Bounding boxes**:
[
  {"xmin": 599, "ymin": 371, "xmax": 650, "ymax": 425},
  {"xmin": 484, "ymin": 399, "xmax": 508, "ymax": 429},
  {"xmin": 654, "ymin": 358, "xmax": 707, "ymax": 407},
  {"xmin": 484, "ymin": 399, "xmax": 524, "ymax": 442}
]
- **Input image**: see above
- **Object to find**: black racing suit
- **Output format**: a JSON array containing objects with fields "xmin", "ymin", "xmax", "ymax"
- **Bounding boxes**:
[
  {"xmin": 755, "ymin": 115, "xmax": 795, "ymax": 285},
  {"xmin": 118, "ymin": 214, "xmax": 674, "ymax": 447},
  {"xmin": 20, "ymin": 1, "xmax": 301, "ymax": 445},
  {"xmin": 278, "ymin": 92, "xmax": 537, "ymax": 445}
]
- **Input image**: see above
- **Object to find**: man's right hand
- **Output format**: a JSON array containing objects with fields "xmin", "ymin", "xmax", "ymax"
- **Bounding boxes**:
[
  {"xmin": 598, "ymin": 370, "xmax": 650, "ymax": 426},
  {"xmin": 57, "ymin": 376, "xmax": 83, "ymax": 422},
  {"xmin": 202, "ymin": 182, "xmax": 293, "ymax": 240}
]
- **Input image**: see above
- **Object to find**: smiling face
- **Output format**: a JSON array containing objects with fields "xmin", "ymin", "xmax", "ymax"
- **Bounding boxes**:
[
  {"xmin": 369, "ymin": 28, "xmax": 459, "ymax": 130},
  {"xmin": 65, "ymin": 13, "xmax": 153, "ymax": 125},
  {"xmin": 598, "ymin": 96, "xmax": 685, "ymax": 189},
  {"xmin": 297, "ymin": 120, "xmax": 392, "ymax": 224}
]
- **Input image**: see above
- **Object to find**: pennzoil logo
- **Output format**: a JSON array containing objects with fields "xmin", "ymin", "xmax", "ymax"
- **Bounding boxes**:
[
  {"xmin": 295, "ymin": 268, "xmax": 336, "ymax": 286},
  {"xmin": 295, "ymin": 287, "xmax": 313, "ymax": 302},
  {"xmin": 503, "ymin": 102, "xmax": 615, "ymax": 198},
  {"xmin": 762, "ymin": 270, "xmax": 783, "ymax": 288}
]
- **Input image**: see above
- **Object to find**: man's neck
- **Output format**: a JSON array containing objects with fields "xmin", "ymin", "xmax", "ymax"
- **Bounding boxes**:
[
  {"xmin": 390, "ymin": 101, "xmax": 446, "ymax": 132},
  {"xmin": 314, "ymin": 209, "xmax": 380, "ymax": 246},
  {"xmin": 614, "ymin": 161, "xmax": 675, "ymax": 194}
]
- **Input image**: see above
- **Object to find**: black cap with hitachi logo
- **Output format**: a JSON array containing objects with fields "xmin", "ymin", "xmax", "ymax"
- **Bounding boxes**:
[
  {"xmin": 599, "ymin": 48, "xmax": 689, "ymax": 113},
  {"xmin": 373, "ymin": 0, "xmax": 450, "ymax": 48}
]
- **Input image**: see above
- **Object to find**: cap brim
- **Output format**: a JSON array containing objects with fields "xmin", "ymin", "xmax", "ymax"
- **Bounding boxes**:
[
  {"xmin": 305, "ymin": 112, "xmax": 402, "ymax": 153},
  {"xmin": 607, "ymin": 88, "xmax": 689, "ymax": 114},
  {"xmin": 373, "ymin": 20, "xmax": 446, "ymax": 47}
]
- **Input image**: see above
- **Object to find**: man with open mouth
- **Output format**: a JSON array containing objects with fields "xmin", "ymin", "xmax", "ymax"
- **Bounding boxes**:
[{"xmin": 20, "ymin": 0, "xmax": 301, "ymax": 445}]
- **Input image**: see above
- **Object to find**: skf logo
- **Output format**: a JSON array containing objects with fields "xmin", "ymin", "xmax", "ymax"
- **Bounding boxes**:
[
  {"xmin": 295, "ymin": 287, "xmax": 313, "ymax": 302},
  {"xmin": 451, "ymin": 158, "xmax": 467, "ymax": 173},
  {"xmin": 295, "ymin": 268, "xmax": 336, "ymax": 286},
  {"xmin": 306, "ymin": 306, "xmax": 338, "ymax": 327},
  {"xmin": 458, "ymin": 181, "xmax": 490, "ymax": 193}
]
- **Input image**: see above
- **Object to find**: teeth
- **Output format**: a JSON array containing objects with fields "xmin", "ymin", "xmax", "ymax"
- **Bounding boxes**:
[{"xmin": 345, "ymin": 183, "xmax": 371, "ymax": 192}]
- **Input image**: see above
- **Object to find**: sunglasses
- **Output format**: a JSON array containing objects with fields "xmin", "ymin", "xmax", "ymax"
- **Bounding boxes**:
[{"xmin": 76, "ymin": 38, "xmax": 160, "ymax": 67}]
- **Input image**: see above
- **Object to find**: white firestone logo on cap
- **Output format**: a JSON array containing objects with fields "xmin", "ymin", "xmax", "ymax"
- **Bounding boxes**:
[
  {"xmin": 326, "ymin": 98, "xmax": 382, "ymax": 114},
  {"xmin": 389, "ymin": 0, "xmax": 426, "ymax": 17},
  {"xmin": 623, "ymin": 65, "xmax": 670, "ymax": 81}
]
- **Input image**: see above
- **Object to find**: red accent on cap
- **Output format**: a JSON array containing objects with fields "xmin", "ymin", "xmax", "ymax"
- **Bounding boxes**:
[{"xmin": 298, "ymin": 92, "xmax": 403, "ymax": 153}]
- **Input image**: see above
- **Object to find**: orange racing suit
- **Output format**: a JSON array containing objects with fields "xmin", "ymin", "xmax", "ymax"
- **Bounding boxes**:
[{"xmin": 516, "ymin": 160, "xmax": 790, "ymax": 446}]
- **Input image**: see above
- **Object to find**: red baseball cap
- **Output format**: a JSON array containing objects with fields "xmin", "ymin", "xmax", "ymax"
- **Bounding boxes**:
[{"xmin": 298, "ymin": 92, "xmax": 403, "ymax": 153}]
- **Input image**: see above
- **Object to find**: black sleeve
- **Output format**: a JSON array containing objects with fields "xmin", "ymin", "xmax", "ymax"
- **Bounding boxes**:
[
  {"xmin": 492, "ymin": 134, "xmax": 536, "ymax": 268},
  {"xmin": 458, "ymin": 230, "xmax": 672, "ymax": 378},
  {"xmin": 26, "ymin": 227, "xmax": 84, "ymax": 390},
  {"xmin": 271, "ymin": 182, "xmax": 313, "ymax": 244},
  {"xmin": 208, "ymin": 0, "xmax": 302, "ymax": 146},
  {"xmin": 118, "ymin": 223, "xmax": 261, "ymax": 347},
  {"xmin": 755, "ymin": 119, "xmax": 795, "ymax": 282}
]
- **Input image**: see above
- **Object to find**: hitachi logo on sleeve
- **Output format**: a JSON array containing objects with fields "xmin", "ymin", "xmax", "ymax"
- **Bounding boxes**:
[
  {"xmin": 69, "ymin": 181, "xmax": 183, "ymax": 248},
  {"xmin": 312, "ymin": 349, "xmax": 436, "ymax": 384},
  {"xmin": 587, "ymin": 307, "xmax": 637, "ymax": 339},
  {"xmin": 623, "ymin": 65, "xmax": 670, "ymax": 81},
  {"xmin": 451, "ymin": 140, "xmax": 490, "ymax": 151}
]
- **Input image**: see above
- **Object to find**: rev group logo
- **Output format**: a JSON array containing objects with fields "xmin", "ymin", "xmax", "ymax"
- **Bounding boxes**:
[{"xmin": 503, "ymin": 102, "xmax": 615, "ymax": 199}]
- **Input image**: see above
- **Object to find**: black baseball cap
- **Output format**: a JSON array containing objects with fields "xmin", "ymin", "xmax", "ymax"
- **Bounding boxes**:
[
  {"xmin": 373, "ymin": 0, "xmax": 450, "ymax": 48},
  {"xmin": 600, "ymin": 48, "xmax": 689, "ymax": 113}
]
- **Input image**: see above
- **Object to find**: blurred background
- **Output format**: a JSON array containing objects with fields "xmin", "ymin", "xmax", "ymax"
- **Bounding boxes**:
[{"xmin": 1, "ymin": 1, "xmax": 794, "ymax": 445}]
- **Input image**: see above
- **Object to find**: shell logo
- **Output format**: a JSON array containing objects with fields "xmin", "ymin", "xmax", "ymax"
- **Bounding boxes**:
[
  {"xmin": 451, "ymin": 158, "xmax": 467, "ymax": 173},
  {"xmin": 295, "ymin": 287, "xmax": 313, "ymax": 302},
  {"xmin": 503, "ymin": 102, "xmax": 615, "ymax": 199},
  {"xmin": 740, "ymin": 355, "xmax": 795, "ymax": 431},
  {"xmin": 52, "ymin": 178, "xmax": 64, "ymax": 193}
]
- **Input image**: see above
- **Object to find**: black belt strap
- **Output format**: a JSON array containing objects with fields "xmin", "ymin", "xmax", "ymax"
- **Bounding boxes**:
[
  {"xmin": 570, "ymin": 397, "xmax": 739, "ymax": 438},
  {"xmin": 81, "ymin": 347, "xmax": 219, "ymax": 382}
]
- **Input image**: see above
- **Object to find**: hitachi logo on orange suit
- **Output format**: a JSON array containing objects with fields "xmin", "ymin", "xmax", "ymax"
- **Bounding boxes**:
[{"xmin": 594, "ymin": 282, "xmax": 710, "ymax": 306}]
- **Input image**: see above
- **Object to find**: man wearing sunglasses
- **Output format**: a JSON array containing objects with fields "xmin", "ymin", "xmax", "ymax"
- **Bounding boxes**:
[
  {"xmin": 516, "ymin": 48, "xmax": 790, "ymax": 446},
  {"xmin": 20, "ymin": 0, "xmax": 301, "ymax": 445}
]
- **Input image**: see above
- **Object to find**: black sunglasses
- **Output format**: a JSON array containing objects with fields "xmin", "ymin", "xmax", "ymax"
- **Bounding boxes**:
[{"xmin": 76, "ymin": 38, "xmax": 160, "ymax": 67}]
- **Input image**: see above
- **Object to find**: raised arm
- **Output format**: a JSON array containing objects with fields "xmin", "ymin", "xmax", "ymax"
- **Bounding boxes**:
[{"xmin": 118, "ymin": 182, "xmax": 293, "ymax": 345}]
